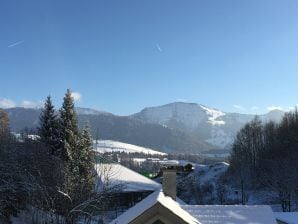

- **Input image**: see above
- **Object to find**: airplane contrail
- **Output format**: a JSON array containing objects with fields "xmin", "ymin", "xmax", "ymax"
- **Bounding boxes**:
[
  {"xmin": 156, "ymin": 43, "xmax": 162, "ymax": 52},
  {"xmin": 8, "ymin": 40, "xmax": 25, "ymax": 48}
]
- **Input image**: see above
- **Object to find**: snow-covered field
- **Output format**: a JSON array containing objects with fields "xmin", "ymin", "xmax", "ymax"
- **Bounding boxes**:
[
  {"xmin": 93, "ymin": 140, "xmax": 167, "ymax": 155},
  {"xmin": 275, "ymin": 212, "xmax": 298, "ymax": 224}
]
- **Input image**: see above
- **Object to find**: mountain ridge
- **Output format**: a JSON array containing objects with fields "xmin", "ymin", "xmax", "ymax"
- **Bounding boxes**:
[
  {"xmin": 130, "ymin": 102, "xmax": 284, "ymax": 148},
  {"xmin": 3, "ymin": 102, "xmax": 285, "ymax": 153}
]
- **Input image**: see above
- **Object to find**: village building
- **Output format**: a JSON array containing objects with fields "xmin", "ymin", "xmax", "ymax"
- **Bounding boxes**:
[
  {"xmin": 95, "ymin": 163, "xmax": 162, "ymax": 214},
  {"xmin": 109, "ymin": 163, "xmax": 278, "ymax": 224}
]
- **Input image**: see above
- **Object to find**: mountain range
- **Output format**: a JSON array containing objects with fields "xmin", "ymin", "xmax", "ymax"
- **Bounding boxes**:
[{"xmin": 4, "ymin": 102, "xmax": 284, "ymax": 154}]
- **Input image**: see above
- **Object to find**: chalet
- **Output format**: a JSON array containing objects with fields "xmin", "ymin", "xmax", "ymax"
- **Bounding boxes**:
[
  {"xmin": 110, "ymin": 163, "xmax": 278, "ymax": 224},
  {"xmin": 95, "ymin": 163, "xmax": 161, "ymax": 212}
]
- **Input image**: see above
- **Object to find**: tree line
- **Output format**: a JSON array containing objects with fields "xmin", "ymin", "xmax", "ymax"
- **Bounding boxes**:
[
  {"xmin": 229, "ymin": 110, "xmax": 298, "ymax": 211},
  {"xmin": 0, "ymin": 89, "xmax": 104, "ymax": 223}
]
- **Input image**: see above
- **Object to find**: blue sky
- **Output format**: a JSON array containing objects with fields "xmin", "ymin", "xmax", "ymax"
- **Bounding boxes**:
[{"xmin": 1, "ymin": 0, "xmax": 298, "ymax": 115}]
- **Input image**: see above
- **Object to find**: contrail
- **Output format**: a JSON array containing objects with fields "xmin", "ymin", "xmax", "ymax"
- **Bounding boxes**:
[
  {"xmin": 156, "ymin": 43, "xmax": 162, "ymax": 52},
  {"xmin": 8, "ymin": 40, "xmax": 25, "ymax": 48}
]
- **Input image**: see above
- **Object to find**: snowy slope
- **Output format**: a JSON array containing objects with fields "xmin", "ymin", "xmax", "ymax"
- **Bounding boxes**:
[
  {"xmin": 195, "ymin": 162, "xmax": 229, "ymax": 184},
  {"xmin": 75, "ymin": 107, "xmax": 108, "ymax": 115},
  {"xmin": 179, "ymin": 162, "xmax": 230, "ymax": 187},
  {"xmin": 200, "ymin": 105, "xmax": 226, "ymax": 125},
  {"xmin": 132, "ymin": 102, "xmax": 207, "ymax": 131},
  {"xmin": 133, "ymin": 102, "xmax": 227, "ymax": 130},
  {"xmin": 131, "ymin": 102, "xmax": 236, "ymax": 149},
  {"xmin": 177, "ymin": 162, "xmax": 230, "ymax": 204},
  {"xmin": 94, "ymin": 140, "xmax": 167, "ymax": 155},
  {"xmin": 205, "ymin": 128, "xmax": 235, "ymax": 148},
  {"xmin": 275, "ymin": 212, "xmax": 298, "ymax": 224},
  {"xmin": 132, "ymin": 102, "xmax": 284, "ymax": 149}
]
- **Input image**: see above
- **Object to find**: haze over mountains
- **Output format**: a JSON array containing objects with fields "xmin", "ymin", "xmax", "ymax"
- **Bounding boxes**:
[{"xmin": 4, "ymin": 102, "xmax": 284, "ymax": 154}]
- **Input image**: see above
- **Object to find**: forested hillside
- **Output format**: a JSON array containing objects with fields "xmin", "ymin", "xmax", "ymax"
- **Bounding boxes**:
[{"xmin": 229, "ymin": 110, "xmax": 298, "ymax": 211}]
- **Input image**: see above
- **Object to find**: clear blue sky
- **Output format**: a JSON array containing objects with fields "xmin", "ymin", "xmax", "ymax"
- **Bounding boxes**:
[{"xmin": 1, "ymin": 0, "xmax": 298, "ymax": 115}]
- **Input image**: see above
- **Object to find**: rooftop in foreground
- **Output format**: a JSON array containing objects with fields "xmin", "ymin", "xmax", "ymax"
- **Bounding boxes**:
[{"xmin": 109, "ymin": 190, "xmax": 277, "ymax": 224}]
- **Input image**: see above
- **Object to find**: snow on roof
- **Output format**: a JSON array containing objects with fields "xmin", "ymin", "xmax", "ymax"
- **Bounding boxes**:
[
  {"xmin": 109, "ymin": 190, "xmax": 200, "ymax": 224},
  {"xmin": 275, "ymin": 212, "xmax": 298, "ymax": 224},
  {"xmin": 182, "ymin": 205, "xmax": 277, "ymax": 224},
  {"xmin": 95, "ymin": 163, "xmax": 161, "ymax": 192}
]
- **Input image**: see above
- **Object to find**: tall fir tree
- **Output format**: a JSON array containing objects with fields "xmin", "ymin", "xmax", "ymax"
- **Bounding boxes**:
[
  {"xmin": 70, "ymin": 122, "xmax": 95, "ymax": 204},
  {"xmin": 59, "ymin": 90, "xmax": 96, "ymax": 221},
  {"xmin": 0, "ymin": 109, "xmax": 9, "ymax": 134},
  {"xmin": 59, "ymin": 89, "xmax": 79, "ymax": 161},
  {"xmin": 38, "ymin": 96, "xmax": 60, "ymax": 155},
  {"xmin": 78, "ymin": 123, "xmax": 95, "ymax": 190}
]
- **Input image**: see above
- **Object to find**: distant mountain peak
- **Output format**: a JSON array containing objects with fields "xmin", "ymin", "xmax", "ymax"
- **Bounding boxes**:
[
  {"xmin": 75, "ymin": 107, "xmax": 109, "ymax": 115},
  {"xmin": 267, "ymin": 109, "xmax": 284, "ymax": 113},
  {"xmin": 131, "ymin": 102, "xmax": 285, "ymax": 149}
]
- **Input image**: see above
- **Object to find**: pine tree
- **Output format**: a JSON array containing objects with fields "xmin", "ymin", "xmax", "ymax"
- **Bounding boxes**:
[
  {"xmin": 59, "ymin": 89, "xmax": 79, "ymax": 161},
  {"xmin": 58, "ymin": 89, "xmax": 81, "ymax": 222},
  {"xmin": 38, "ymin": 96, "xmax": 60, "ymax": 155},
  {"xmin": 57, "ymin": 90, "xmax": 98, "ymax": 222},
  {"xmin": 0, "ymin": 109, "xmax": 10, "ymax": 147},
  {"xmin": 0, "ymin": 109, "xmax": 9, "ymax": 136},
  {"xmin": 78, "ymin": 122, "xmax": 95, "ymax": 192},
  {"xmin": 69, "ymin": 122, "xmax": 95, "ymax": 204}
]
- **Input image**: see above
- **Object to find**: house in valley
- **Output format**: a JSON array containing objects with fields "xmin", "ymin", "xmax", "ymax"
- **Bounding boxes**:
[
  {"xmin": 109, "ymin": 163, "xmax": 278, "ymax": 224},
  {"xmin": 95, "ymin": 163, "xmax": 161, "ymax": 212}
]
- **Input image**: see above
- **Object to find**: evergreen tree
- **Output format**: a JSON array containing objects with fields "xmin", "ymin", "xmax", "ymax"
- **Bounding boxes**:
[
  {"xmin": 0, "ymin": 109, "xmax": 9, "ymax": 135},
  {"xmin": 70, "ymin": 122, "xmax": 95, "ymax": 204},
  {"xmin": 59, "ymin": 89, "xmax": 79, "ymax": 161},
  {"xmin": 78, "ymin": 122, "xmax": 95, "ymax": 188},
  {"xmin": 38, "ymin": 96, "xmax": 60, "ymax": 155},
  {"xmin": 59, "ymin": 91, "xmax": 96, "ymax": 221}
]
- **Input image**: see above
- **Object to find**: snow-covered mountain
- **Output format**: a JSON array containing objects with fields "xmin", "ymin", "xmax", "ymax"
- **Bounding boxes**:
[
  {"xmin": 5, "ymin": 107, "xmax": 211, "ymax": 153},
  {"xmin": 4, "ymin": 102, "xmax": 285, "ymax": 153},
  {"xmin": 75, "ymin": 107, "xmax": 110, "ymax": 115},
  {"xmin": 131, "ymin": 102, "xmax": 284, "ymax": 149},
  {"xmin": 132, "ymin": 102, "xmax": 228, "ymax": 129}
]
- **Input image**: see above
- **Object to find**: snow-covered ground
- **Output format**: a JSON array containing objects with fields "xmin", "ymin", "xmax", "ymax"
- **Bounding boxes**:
[
  {"xmin": 177, "ymin": 161, "xmax": 293, "ymax": 212},
  {"xmin": 195, "ymin": 162, "xmax": 229, "ymax": 184},
  {"xmin": 177, "ymin": 162, "xmax": 235, "ymax": 205},
  {"xmin": 93, "ymin": 140, "xmax": 167, "ymax": 155},
  {"xmin": 133, "ymin": 102, "xmax": 206, "ymax": 131},
  {"xmin": 275, "ymin": 212, "xmax": 298, "ymax": 224}
]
